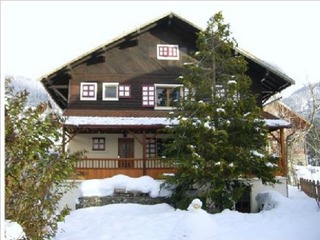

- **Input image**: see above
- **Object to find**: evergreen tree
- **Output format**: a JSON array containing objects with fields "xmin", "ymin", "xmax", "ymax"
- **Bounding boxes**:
[
  {"xmin": 5, "ymin": 78, "xmax": 83, "ymax": 239},
  {"xmin": 164, "ymin": 12, "xmax": 278, "ymax": 212}
]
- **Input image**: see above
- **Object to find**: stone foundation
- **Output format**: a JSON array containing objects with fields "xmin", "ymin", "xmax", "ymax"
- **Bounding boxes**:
[{"xmin": 76, "ymin": 188, "xmax": 169, "ymax": 209}]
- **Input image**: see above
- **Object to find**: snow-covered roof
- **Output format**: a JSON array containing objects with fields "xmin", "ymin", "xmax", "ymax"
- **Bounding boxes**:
[
  {"xmin": 65, "ymin": 116, "xmax": 174, "ymax": 126},
  {"xmin": 264, "ymin": 119, "xmax": 291, "ymax": 128},
  {"xmin": 65, "ymin": 116, "xmax": 291, "ymax": 129}
]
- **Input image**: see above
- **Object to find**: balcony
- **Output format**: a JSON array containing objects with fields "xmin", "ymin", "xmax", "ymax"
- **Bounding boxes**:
[{"xmin": 74, "ymin": 158, "xmax": 175, "ymax": 179}]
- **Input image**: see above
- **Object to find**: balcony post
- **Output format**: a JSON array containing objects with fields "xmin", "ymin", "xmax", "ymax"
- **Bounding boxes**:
[
  {"xmin": 280, "ymin": 128, "xmax": 286, "ymax": 176},
  {"xmin": 142, "ymin": 130, "xmax": 147, "ymax": 175}
]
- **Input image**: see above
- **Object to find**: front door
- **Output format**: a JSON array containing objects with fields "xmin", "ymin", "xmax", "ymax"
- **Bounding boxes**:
[{"xmin": 118, "ymin": 138, "xmax": 134, "ymax": 168}]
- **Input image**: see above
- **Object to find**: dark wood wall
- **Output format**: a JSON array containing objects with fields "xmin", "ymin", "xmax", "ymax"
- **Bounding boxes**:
[
  {"xmin": 67, "ymin": 19, "xmax": 263, "ymax": 111},
  {"xmin": 68, "ymin": 20, "xmax": 197, "ymax": 110}
]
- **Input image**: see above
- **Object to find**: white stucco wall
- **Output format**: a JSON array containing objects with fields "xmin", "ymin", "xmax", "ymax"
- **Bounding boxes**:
[
  {"xmin": 56, "ymin": 180, "xmax": 83, "ymax": 211},
  {"xmin": 68, "ymin": 134, "xmax": 122, "ymax": 158},
  {"xmin": 68, "ymin": 133, "xmax": 169, "ymax": 159},
  {"xmin": 250, "ymin": 177, "xmax": 288, "ymax": 213}
]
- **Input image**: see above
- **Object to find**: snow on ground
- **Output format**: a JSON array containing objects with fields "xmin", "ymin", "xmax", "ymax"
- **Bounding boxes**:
[
  {"xmin": 4, "ymin": 221, "xmax": 26, "ymax": 240},
  {"xmin": 5, "ymin": 172, "xmax": 320, "ymax": 240},
  {"xmin": 295, "ymin": 165, "xmax": 320, "ymax": 181},
  {"xmin": 52, "ymin": 185, "xmax": 320, "ymax": 240}
]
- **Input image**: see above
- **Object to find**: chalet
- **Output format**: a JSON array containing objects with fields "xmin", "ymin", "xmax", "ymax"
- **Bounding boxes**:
[{"xmin": 41, "ymin": 12, "xmax": 295, "ymax": 212}]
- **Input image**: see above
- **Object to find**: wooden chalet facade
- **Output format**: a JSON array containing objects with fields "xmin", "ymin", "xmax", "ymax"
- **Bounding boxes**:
[{"xmin": 41, "ymin": 12, "xmax": 295, "ymax": 181}]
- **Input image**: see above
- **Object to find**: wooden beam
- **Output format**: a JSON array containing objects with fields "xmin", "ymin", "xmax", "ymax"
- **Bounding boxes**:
[
  {"xmin": 52, "ymin": 88, "xmax": 67, "ymax": 102},
  {"xmin": 269, "ymin": 131, "xmax": 280, "ymax": 144},
  {"xmin": 50, "ymin": 85, "xmax": 68, "ymax": 89},
  {"xmin": 128, "ymin": 130, "xmax": 143, "ymax": 145},
  {"xmin": 142, "ymin": 130, "xmax": 146, "ymax": 175},
  {"xmin": 280, "ymin": 128, "xmax": 286, "ymax": 176}
]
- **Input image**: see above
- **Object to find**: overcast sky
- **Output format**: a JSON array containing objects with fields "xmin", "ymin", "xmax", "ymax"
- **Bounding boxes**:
[{"xmin": 1, "ymin": 1, "xmax": 320, "ymax": 97}]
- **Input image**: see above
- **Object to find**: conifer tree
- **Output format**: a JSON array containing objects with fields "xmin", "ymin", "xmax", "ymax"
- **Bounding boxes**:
[{"xmin": 164, "ymin": 12, "xmax": 278, "ymax": 212}]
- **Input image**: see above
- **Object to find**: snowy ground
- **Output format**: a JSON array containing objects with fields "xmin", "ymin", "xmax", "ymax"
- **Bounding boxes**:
[
  {"xmin": 295, "ymin": 165, "xmax": 320, "ymax": 182},
  {"xmin": 5, "ymin": 168, "xmax": 320, "ymax": 240},
  {"xmin": 51, "ymin": 185, "xmax": 320, "ymax": 240}
]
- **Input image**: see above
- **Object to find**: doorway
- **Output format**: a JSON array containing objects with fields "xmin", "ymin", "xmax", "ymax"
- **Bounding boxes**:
[{"xmin": 118, "ymin": 138, "xmax": 134, "ymax": 168}]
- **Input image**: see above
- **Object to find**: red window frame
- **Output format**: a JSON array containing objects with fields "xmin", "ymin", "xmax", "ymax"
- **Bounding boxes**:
[
  {"xmin": 157, "ymin": 44, "xmax": 179, "ymax": 60},
  {"xmin": 119, "ymin": 85, "xmax": 131, "ymax": 98},
  {"xmin": 81, "ymin": 83, "xmax": 96, "ymax": 99},
  {"xmin": 142, "ymin": 85, "xmax": 155, "ymax": 107}
]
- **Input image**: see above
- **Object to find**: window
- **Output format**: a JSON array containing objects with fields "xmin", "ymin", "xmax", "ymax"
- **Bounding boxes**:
[
  {"xmin": 103, "ymin": 83, "xmax": 119, "ymax": 101},
  {"xmin": 119, "ymin": 85, "xmax": 131, "ymax": 98},
  {"xmin": 146, "ymin": 138, "xmax": 165, "ymax": 158},
  {"xmin": 142, "ymin": 85, "xmax": 155, "ymax": 107},
  {"xmin": 157, "ymin": 44, "xmax": 179, "ymax": 60},
  {"xmin": 155, "ymin": 84, "xmax": 183, "ymax": 109},
  {"xmin": 80, "ymin": 82, "xmax": 97, "ymax": 101},
  {"xmin": 92, "ymin": 138, "xmax": 105, "ymax": 151}
]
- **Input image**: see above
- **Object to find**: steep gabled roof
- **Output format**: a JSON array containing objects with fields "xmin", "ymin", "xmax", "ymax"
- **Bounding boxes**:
[
  {"xmin": 40, "ymin": 12, "xmax": 199, "ymax": 81},
  {"xmin": 40, "ymin": 12, "xmax": 295, "ymax": 109},
  {"xmin": 236, "ymin": 48, "xmax": 294, "ymax": 102}
]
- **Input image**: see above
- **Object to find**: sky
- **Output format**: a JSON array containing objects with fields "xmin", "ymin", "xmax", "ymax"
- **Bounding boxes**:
[{"xmin": 1, "ymin": 1, "xmax": 320, "ymax": 97}]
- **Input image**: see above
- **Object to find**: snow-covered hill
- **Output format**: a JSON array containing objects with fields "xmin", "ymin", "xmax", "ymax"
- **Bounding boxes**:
[
  {"xmin": 5, "ymin": 75, "xmax": 60, "ymax": 112},
  {"xmin": 282, "ymin": 83, "xmax": 320, "ymax": 120}
]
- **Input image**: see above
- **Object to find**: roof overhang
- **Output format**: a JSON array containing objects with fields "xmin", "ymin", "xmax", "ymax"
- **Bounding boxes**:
[{"xmin": 236, "ymin": 48, "xmax": 295, "ymax": 103}]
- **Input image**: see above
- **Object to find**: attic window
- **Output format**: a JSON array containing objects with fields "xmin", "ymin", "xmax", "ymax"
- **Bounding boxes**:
[
  {"xmin": 157, "ymin": 44, "xmax": 179, "ymax": 60},
  {"xmin": 80, "ymin": 82, "xmax": 97, "ymax": 101}
]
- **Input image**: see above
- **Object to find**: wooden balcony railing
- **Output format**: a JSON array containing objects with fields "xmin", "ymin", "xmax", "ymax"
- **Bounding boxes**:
[
  {"xmin": 76, "ymin": 158, "xmax": 174, "ymax": 169},
  {"xmin": 75, "ymin": 158, "xmax": 175, "ymax": 179}
]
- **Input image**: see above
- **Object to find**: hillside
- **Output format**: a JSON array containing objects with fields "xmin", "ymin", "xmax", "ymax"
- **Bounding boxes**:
[
  {"xmin": 282, "ymin": 82, "xmax": 320, "ymax": 120},
  {"xmin": 6, "ymin": 75, "xmax": 60, "ymax": 112}
]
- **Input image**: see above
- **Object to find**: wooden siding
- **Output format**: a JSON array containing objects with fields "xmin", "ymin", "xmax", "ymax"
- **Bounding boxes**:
[{"xmin": 67, "ymin": 22, "xmax": 197, "ymax": 112}]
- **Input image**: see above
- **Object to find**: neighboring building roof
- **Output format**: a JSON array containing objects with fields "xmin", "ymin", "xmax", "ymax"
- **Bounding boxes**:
[
  {"xmin": 264, "ymin": 101, "xmax": 311, "ymax": 130},
  {"xmin": 40, "ymin": 12, "xmax": 295, "ymax": 110}
]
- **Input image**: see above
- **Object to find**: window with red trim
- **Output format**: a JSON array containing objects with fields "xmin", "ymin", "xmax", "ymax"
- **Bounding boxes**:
[
  {"xmin": 157, "ymin": 44, "xmax": 179, "ymax": 60},
  {"xmin": 119, "ymin": 85, "xmax": 131, "ymax": 98},
  {"xmin": 142, "ymin": 85, "xmax": 155, "ymax": 107},
  {"xmin": 80, "ymin": 82, "xmax": 97, "ymax": 100}
]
